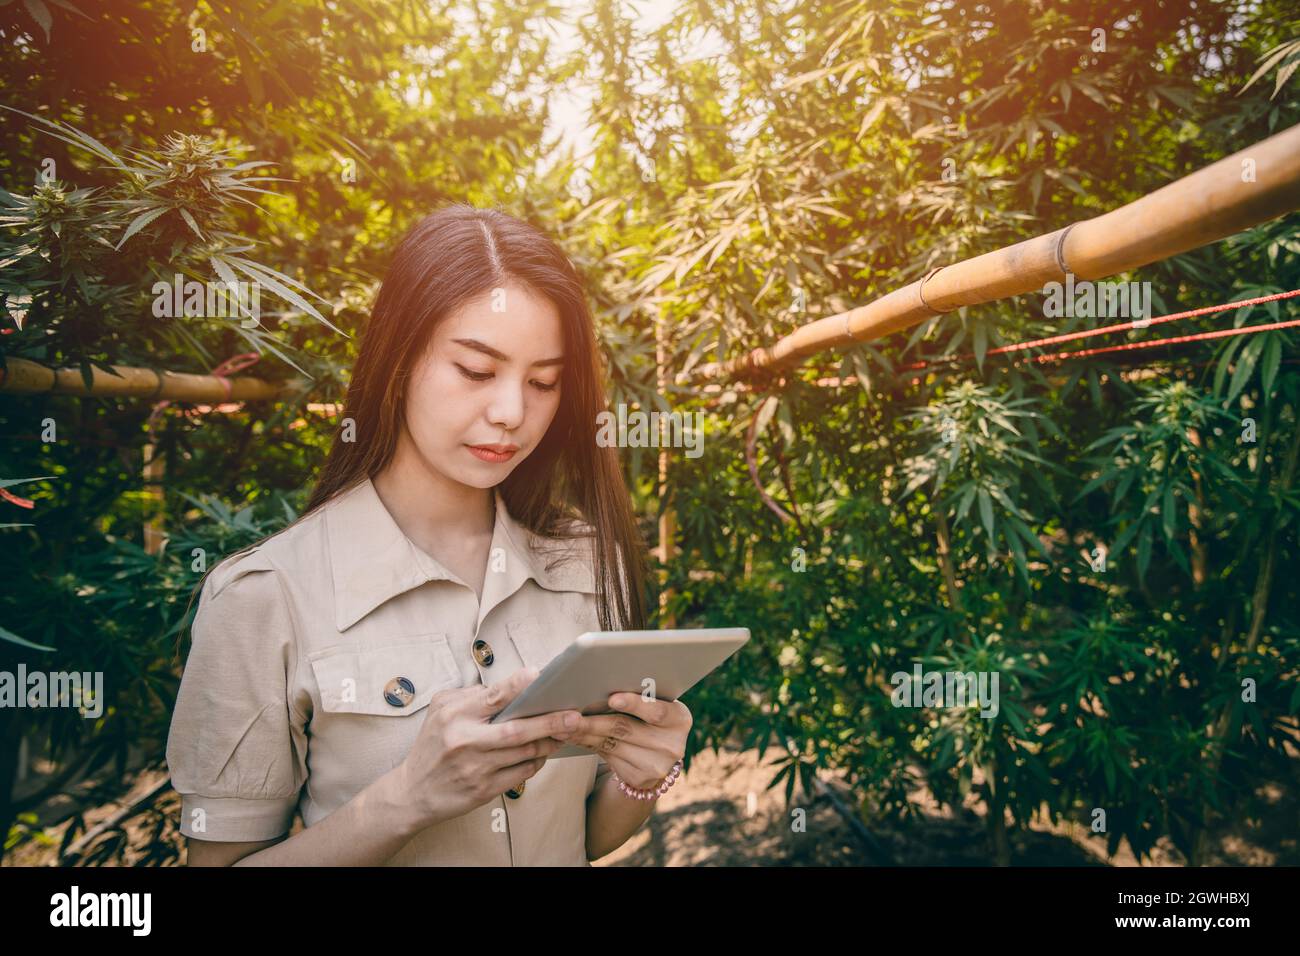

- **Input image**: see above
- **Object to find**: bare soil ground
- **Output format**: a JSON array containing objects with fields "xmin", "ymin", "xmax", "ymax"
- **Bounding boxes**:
[
  {"xmin": 8, "ymin": 737, "xmax": 1297, "ymax": 867},
  {"xmin": 592, "ymin": 744, "xmax": 1298, "ymax": 866}
]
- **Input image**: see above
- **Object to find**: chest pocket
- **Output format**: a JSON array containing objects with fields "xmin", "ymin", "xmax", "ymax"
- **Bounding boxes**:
[
  {"xmin": 309, "ymin": 635, "xmax": 461, "ymax": 716},
  {"xmin": 506, "ymin": 614, "xmax": 582, "ymax": 672}
]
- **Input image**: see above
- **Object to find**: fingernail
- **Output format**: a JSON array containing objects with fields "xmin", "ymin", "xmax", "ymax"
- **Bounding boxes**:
[{"xmin": 564, "ymin": 712, "xmax": 579, "ymax": 729}]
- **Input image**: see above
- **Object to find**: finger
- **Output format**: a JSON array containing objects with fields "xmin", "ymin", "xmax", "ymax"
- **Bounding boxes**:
[
  {"xmin": 605, "ymin": 692, "xmax": 674, "ymax": 727},
  {"xmin": 470, "ymin": 667, "xmax": 542, "ymax": 719},
  {"xmin": 485, "ymin": 734, "xmax": 567, "ymax": 770},
  {"xmin": 427, "ymin": 680, "xmax": 490, "ymax": 717},
  {"xmin": 561, "ymin": 712, "xmax": 644, "ymax": 752},
  {"xmin": 574, "ymin": 737, "xmax": 662, "ymax": 782},
  {"xmin": 480, "ymin": 707, "xmax": 583, "ymax": 751},
  {"xmin": 487, "ymin": 754, "xmax": 552, "ymax": 794}
]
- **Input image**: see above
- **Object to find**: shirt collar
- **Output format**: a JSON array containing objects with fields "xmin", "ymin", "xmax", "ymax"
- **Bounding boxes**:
[{"xmin": 324, "ymin": 476, "xmax": 597, "ymax": 632}]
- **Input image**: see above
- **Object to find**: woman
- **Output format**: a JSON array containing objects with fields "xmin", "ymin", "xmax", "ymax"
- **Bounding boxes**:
[{"xmin": 166, "ymin": 204, "xmax": 691, "ymax": 866}]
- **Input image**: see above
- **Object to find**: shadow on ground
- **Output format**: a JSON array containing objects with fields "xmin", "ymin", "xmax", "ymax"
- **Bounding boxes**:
[
  {"xmin": 6, "ymin": 740, "xmax": 1297, "ymax": 866},
  {"xmin": 593, "ymin": 744, "xmax": 1300, "ymax": 867}
]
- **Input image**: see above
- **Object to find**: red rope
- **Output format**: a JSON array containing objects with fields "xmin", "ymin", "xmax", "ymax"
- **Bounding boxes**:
[
  {"xmin": 901, "ymin": 288, "xmax": 1300, "ymax": 371},
  {"xmin": 1030, "ymin": 315, "xmax": 1300, "ymax": 364},
  {"xmin": 207, "ymin": 352, "xmax": 262, "ymax": 401},
  {"xmin": 742, "ymin": 289, "xmax": 1300, "ymax": 520},
  {"xmin": 147, "ymin": 351, "xmax": 262, "ymax": 439},
  {"xmin": 1, "ymin": 487, "xmax": 36, "ymax": 509}
]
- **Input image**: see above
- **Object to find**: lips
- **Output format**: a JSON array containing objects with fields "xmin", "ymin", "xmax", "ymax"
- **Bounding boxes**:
[{"xmin": 466, "ymin": 443, "xmax": 519, "ymax": 463}]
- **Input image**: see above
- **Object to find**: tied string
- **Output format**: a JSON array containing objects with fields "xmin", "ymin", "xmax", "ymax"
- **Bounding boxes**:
[
  {"xmin": 732, "ymin": 288, "xmax": 1300, "ymax": 531},
  {"xmin": 900, "ymin": 288, "xmax": 1300, "ymax": 372},
  {"xmin": 0, "ymin": 354, "xmax": 262, "ymax": 509},
  {"xmin": 146, "ymin": 351, "xmax": 261, "ymax": 442},
  {"xmin": 208, "ymin": 352, "xmax": 263, "ymax": 397}
]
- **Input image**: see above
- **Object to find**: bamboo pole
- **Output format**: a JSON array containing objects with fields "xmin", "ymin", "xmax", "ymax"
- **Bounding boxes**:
[
  {"xmin": 699, "ymin": 122, "xmax": 1300, "ymax": 383},
  {"xmin": 0, "ymin": 357, "xmax": 302, "ymax": 401},
  {"xmin": 0, "ymin": 358, "xmax": 305, "ymax": 556}
]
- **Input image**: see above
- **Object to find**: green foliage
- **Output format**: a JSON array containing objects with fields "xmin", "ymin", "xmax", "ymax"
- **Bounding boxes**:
[
  {"xmin": 568, "ymin": 0, "xmax": 1300, "ymax": 865},
  {"xmin": 900, "ymin": 381, "xmax": 1057, "ymax": 578},
  {"xmin": 3, "ymin": 0, "xmax": 1299, "ymax": 865},
  {"xmin": 0, "ymin": 106, "xmax": 339, "ymax": 381}
]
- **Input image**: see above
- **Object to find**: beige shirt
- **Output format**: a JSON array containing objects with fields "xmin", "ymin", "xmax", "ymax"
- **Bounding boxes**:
[{"xmin": 166, "ymin": 476, "xmax": 611, "ymax": 866}]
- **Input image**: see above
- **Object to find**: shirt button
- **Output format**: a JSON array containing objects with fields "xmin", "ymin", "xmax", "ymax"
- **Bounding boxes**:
[
  {"xmin": 506, "ymin": 781, "xmax": 525, "ymax": 798},
  {"xmin": 473, "ymin": 639, "xmax": 495, "ymax": 666},
  {"xmin": 383, "ymin": 676, "xmax": 415, "ymax": 707}
]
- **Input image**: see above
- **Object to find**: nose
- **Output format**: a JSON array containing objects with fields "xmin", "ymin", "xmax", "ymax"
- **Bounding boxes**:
[{"xmin": 485, "ymin": 377, "xmax": 526, "ymax": 433}]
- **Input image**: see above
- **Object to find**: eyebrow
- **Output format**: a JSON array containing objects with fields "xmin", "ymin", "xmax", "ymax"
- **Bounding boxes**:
[{"xmin": 452, "ymin": 338, "xmax": 564, "ymax": 367}]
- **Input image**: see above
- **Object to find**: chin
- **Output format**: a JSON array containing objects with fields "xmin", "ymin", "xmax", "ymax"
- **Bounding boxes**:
[
  {"xmin": 451, "ymin": 452, "xmax": 528, "ymax": 488},
  {"xmin": 453, "ymin": 469, "xmax": 505, "ymax": 490}
]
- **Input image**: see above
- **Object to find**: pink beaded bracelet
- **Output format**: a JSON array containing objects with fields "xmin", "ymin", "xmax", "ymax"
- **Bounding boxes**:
[{"xmin": 611, "ymin": 759, "xmax": 683, "ymax": 801}]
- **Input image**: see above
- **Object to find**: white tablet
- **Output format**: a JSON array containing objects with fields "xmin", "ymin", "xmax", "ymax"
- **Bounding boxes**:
[{"xmin": 489, "ymin": 627, "xmax": 750, "ymax": 758}]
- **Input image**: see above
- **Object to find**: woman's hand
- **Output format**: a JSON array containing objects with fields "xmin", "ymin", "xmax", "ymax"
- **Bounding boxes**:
[
  {"xmin": 564, "ymin": 693, "xmax": 692, "ymax": 790},
  {"xmin": 399, "ymin": 667, "xmax": 581, "ymax": 828}
]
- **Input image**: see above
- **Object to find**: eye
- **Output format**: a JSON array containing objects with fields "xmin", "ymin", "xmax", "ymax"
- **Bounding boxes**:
[{"xmin": 457, "ymin": 362, "xmax": 556, "ymax": 391}]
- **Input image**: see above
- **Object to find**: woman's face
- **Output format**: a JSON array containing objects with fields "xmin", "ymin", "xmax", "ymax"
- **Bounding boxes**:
[{"xmin": 401, "ymin": 281, "xmax": 565, "ymax": 490}]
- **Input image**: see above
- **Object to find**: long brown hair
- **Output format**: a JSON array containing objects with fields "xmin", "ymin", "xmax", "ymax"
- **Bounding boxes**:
[{"xmin": 301, "ymin": 203, "xmax": 646, "ymax": 631}]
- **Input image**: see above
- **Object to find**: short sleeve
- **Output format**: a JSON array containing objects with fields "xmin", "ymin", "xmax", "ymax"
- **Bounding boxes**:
[{"xmin": 166, "ymin": 552, "xmax": 308, "ymax": 842}]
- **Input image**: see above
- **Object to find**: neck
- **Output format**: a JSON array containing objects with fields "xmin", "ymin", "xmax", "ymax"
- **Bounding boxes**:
[{"xmin": 371, "ymin": 432, "xmax": 495, "ymax": 555}]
